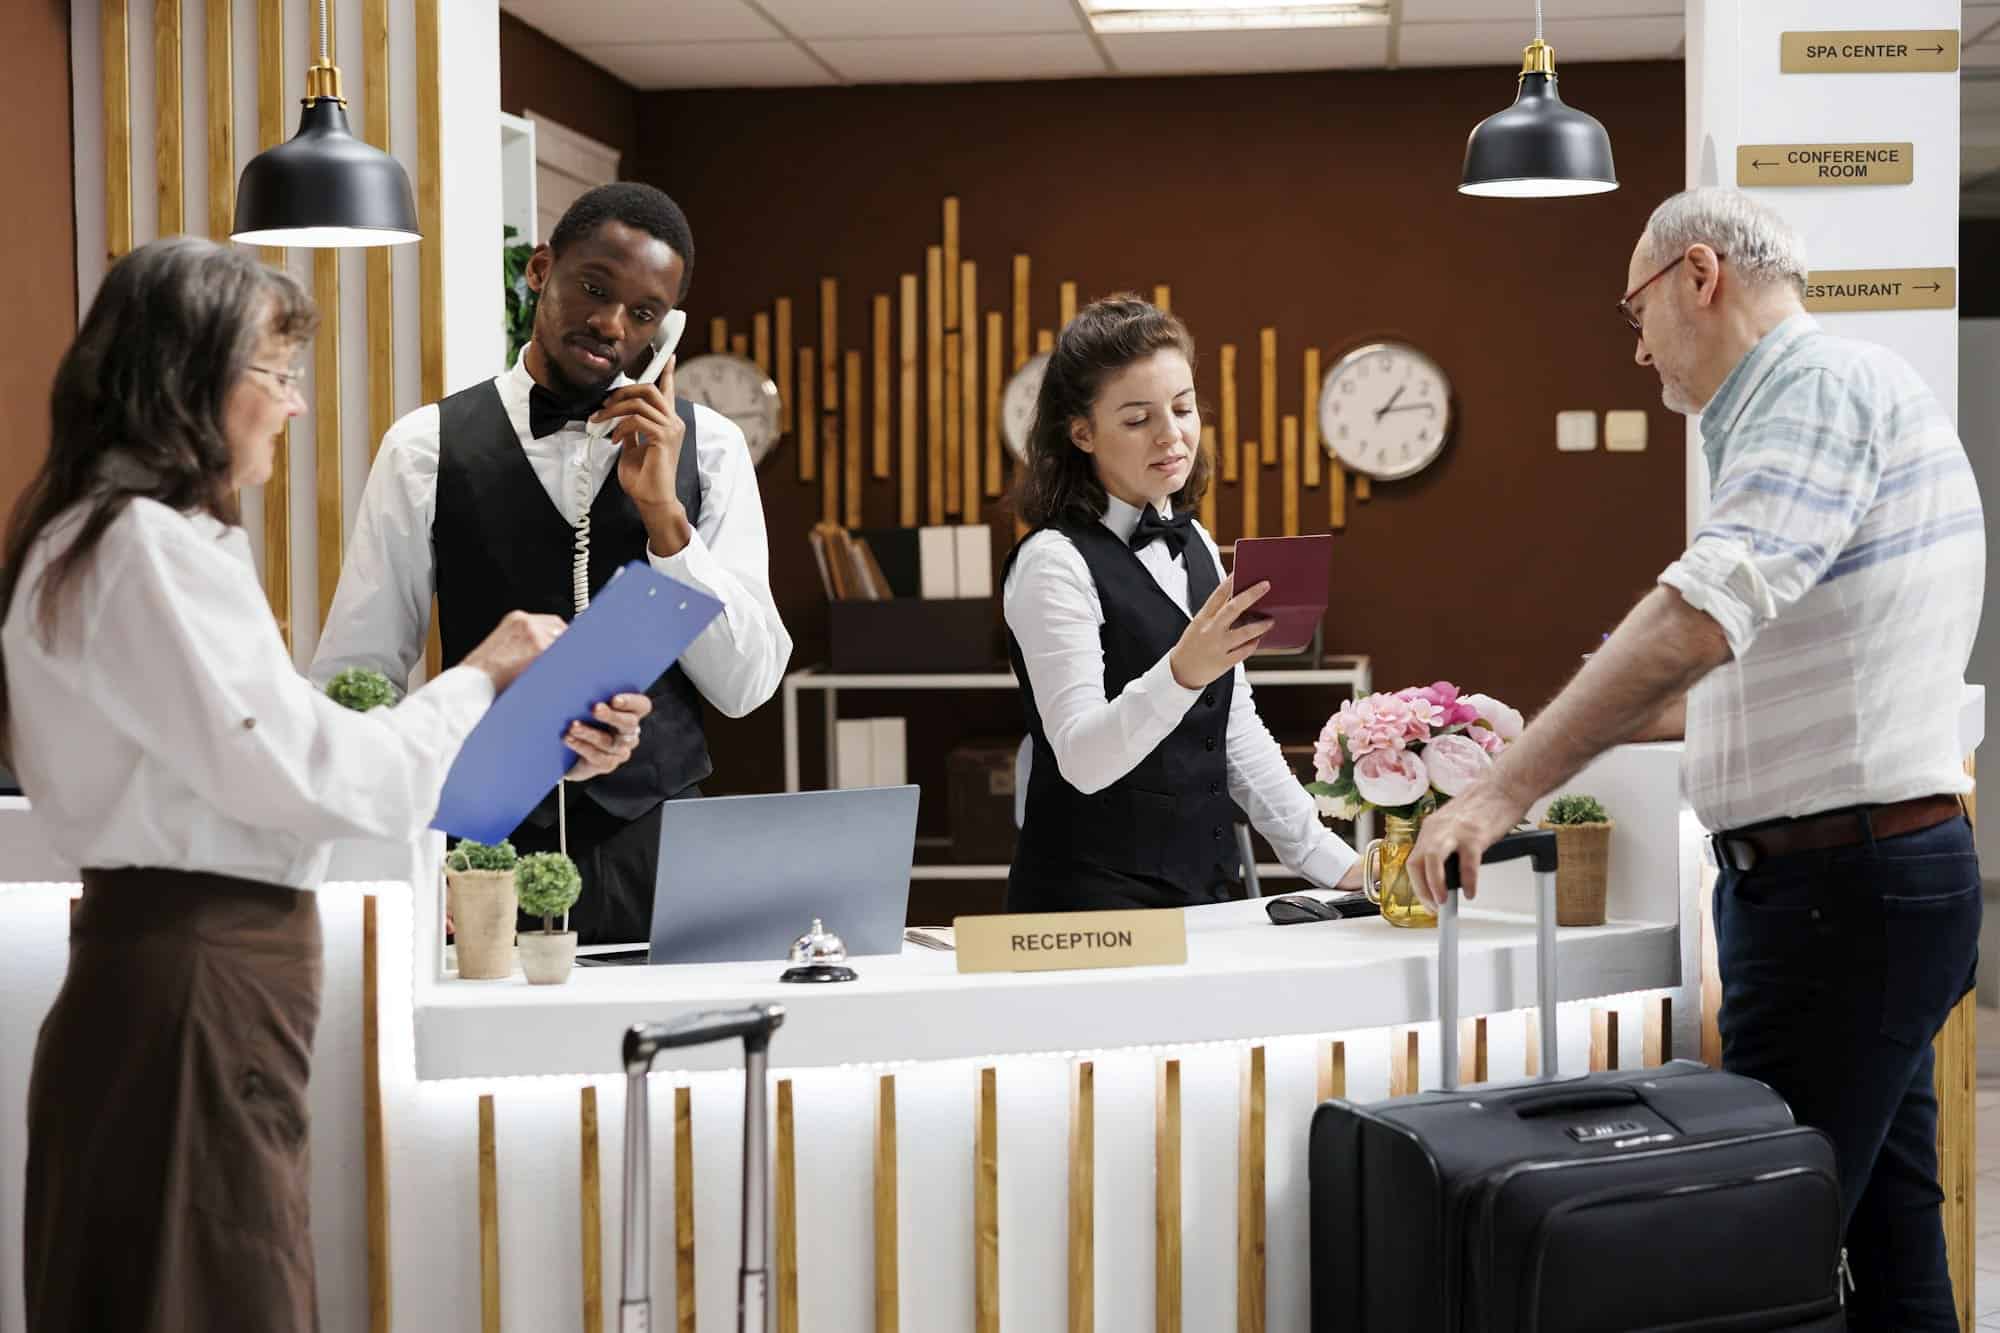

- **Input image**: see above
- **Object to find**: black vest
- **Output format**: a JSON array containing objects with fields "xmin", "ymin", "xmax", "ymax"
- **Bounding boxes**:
[
  {"xmin": 432, "ymin": 379, "xmax": 712, "ymax": 824},
  {"xmin": 1004, "ymin": 519, "xmax": 1238, "ymax": 912}
]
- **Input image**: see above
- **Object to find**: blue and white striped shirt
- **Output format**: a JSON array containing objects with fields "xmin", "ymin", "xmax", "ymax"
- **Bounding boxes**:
[{"xmin": 1659, "ymin": 314, "xmax": 1983, "ymax": 832}]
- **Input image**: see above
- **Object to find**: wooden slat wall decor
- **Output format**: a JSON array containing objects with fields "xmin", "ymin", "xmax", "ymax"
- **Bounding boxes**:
[
  {"xmin": 1219, "ymin": 345, "xmax": 1238, "ymax": 483},
  {"xmin": 104, "ymin": 0, "xmax": 133, "ymax": 260},
  {"xmin": 775, "ymin": 297, "xmax": 794, "ymax": 432},
  {"xmin": 154, "ymin": 0, "xmax": 183, "ymax": 235},
  {"xmin": 709, "ymin": 315, "xmax": 727, "ymax": 357},
  {"xmin": 875, "ymin": 1075, "xmax": 900, "ymax": 1333},
  {"xmin": 1643, "ymin": 997, "xmax": 1672, "ymax": 1066},
  {"xmin": 754, "ymin": 310, "xmax": 770, "ymax": 374},
  {"xmin": 363, "ymin": 0, "xmax": 393, "ymax": 453},
  {"xmin": 1037, "ymin": 330, "xmax": 1053, "ymax": 354},
  {"xmin": 1280, "ymin": 416, "xmax": 1299, "ymax": 537},
  {"xmin": 414, "ymin": 0, "xmax": 441, "ymax": 407},
  {"xmin": 1198, "ymin": 427, "xmax": 1217, "ymax": 534},
  {"xmin": 1259, "ymin": 328, "xmax": 1277, "ymax": 465},
  {"xmin": 314, "ymin": 248, "xmax": 342, "ymax": 624},
  {"xmin": 478, "ymin": 1095, "xmax": 500, "ymax": 1333},
  {"xmin": 1153, "ymin": 283, "xmax": 1171, "ymax": 313},
  {"xmin": 899, "ymin": 276, "xmax": 919, "ymax": 526},
  {"xmin": 1458, "ymin": 1016, "xmax": 1489, "ymax": 1087},
  {"xmin": 1012, "ymin": 255, "xmax": 1031, "ymax": 371},
  {"xmin": 1329, "ymin": 457, "xmax": 1346, "ymax": 532},
  {"xmin": 674, "ymin": 1086, "xmax": 696, "ymax": 1333},
  {"xmin": 942, "ymin": 197, "xmax": 960, "ymax": 330},
  {"xmin": 204, "ymin": 0, "xmax": 231, "ymax": 237},
  {"xmin": 1316, "ymin": 1041, "xmax": 1347, "ymax": 1102},
  {"xmin": 1302, "ymin": 348, "xmax": 1321, "ymax": 488},
  {"xmin": 944, "ymin": 327, "xmax": 962, "ymax": 516},
  {"xmin": 362, "ymin": 897, "xmax": 392, "ymax": 1332},
  {"xmin": 1591, "ymin": 1008, "xmax": 1619, "ymax": 1073},
  {"xmin": 925, "ymin": 247, "xmax": 945, "ymax": 525},
  {"xmin": 1355, "ymin": 473, "xmax": 1371, "ymax": 503},
  {"xmin": 1059, "ymin": 281, "xmax": 1077, "ymax": 328},
  {"xmin": 823, "ymin": 363, "xmax": 840, "ymax": 525},
  {"xmin": 1389, "ymin": 1029, "xmax": 1419, "ymax": 1097},
  {"xmin": 974, "ymin": 1066, "xmax": 999, "ymax": 1333},
  {"xmin": 873, "ymin": 294, "xmax": 892, "ymax": 479},
  {"xmin": 959, "ymin": 263, "xmax": 980, "ymax": 521},
  {"xmin": 776, "ymin": 1079, "xmax": 800, "ymax": 1333},
  {"xmin": 731, "ymin": 333, "xmax": 748, "ymax": 359},
  {"xmin": 1155, "ymin": 1058, "xmax": 1182, "ymax": 1333},
  {"xmin": 1068, "ymin": 1061, "xmax": 1095, "ymax": 1333},
  {"xmin": 820, "ymin": 278, "xmax": 839, "ymax": 408},
  {"xmin": 983, "ymin": 311, "xmax": 1002, "ymax": 497},
  {"xmin": 1240, "ymin": 439, "xmax": 1258, "ymax": 539},
  {"xmin": 1237, "ymin": 1046, "xmax": 1266, "ymax": 1333},
  {"xmin": 1936, "ymin": 992, "xmax": 1977, "ymax": 1333},
  {"xmin": 580, "ymin": 1087, "xmax": 604, "ymax": 1333}
]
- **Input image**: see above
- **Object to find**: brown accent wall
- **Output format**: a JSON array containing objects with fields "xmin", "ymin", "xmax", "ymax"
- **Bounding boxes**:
[
  {"xmin": 498, "ymin": 12, "xmax": 638, "ymax": 172},
  {"xmin": 618, "ymin": 62, "xmax": 1689, "ymax": 812},
  {"xmin": 2, "ymin": 0, "xmax": 77, "ymax": 510}
]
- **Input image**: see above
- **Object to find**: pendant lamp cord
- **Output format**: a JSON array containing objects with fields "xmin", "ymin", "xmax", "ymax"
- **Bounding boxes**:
[
  {"xmin": 1534, "ymin": 0, "xmax": 1542, "ymax": 42},
  {"xmin": 318, "ymin": 0, "xmax": 330, "ymax": 66}
]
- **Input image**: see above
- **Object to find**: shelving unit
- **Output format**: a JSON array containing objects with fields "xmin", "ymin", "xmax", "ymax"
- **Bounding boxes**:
[{"xmin": 779, "ymin": 659, "xmax": 1373, "ymax": 881}]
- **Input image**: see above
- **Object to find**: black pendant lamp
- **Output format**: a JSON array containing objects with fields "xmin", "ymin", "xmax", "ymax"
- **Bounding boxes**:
[
  {"xmin": 1458, "ymin": 2, "xmax": 1617, "ymax": 199},
  {"xmin": 231, "ymin": 0, "xmax": 419, "ymax": 247}
]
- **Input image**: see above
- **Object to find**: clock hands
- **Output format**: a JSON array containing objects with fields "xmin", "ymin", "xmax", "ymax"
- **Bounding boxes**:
[
  {"xmin": 1379, "ymin": 402, "xmax": 1437, "ymax": 417},
  {"xmin": 1372, "ymin": 385, "xmax": 1406, "ymax": 421}
]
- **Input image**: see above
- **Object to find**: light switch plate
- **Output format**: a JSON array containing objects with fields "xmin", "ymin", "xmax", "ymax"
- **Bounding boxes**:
[
  {"xmin": 1605, "ymin": 410, "xmax": 1648, "ymax": 452},
  {"xmin": 1556, "ymin": 410, "xmax": 1598, "ymax": 452}
]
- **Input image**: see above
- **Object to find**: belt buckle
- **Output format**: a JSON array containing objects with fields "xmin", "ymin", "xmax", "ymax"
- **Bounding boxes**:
[{"xmin": 1712, "ymin": 832, "xmax": 1759, "ymax": 873}]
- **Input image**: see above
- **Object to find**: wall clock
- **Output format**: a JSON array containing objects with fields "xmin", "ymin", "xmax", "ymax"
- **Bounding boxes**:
[
  {"xmin": 1317, "ymin": 341, "xmax": 1453, "ymax": 481},
  {"xmin": 674, "ymin": 354, "xmax": 783, "ymax": 466}
]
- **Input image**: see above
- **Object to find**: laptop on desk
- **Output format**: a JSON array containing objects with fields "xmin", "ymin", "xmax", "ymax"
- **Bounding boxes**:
[{"xmin": 577, "ymin": 785, "xmax": 920, "ymax": 967}]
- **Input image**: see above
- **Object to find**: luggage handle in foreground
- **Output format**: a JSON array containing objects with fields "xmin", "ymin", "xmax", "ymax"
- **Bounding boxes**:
[
  {"xmin": 1438, "ymin": 829, "xmax": 1559, "ymax": 1093},
  {"xmin": 620, "ymin": 1004, "xmax": 787, "ymax": 1333}
]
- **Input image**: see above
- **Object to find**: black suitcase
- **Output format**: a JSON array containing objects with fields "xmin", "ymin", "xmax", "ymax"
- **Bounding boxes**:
[{"xmin": 1310, "ymin": 831, "xmax": 1847, "ymax": 1332}]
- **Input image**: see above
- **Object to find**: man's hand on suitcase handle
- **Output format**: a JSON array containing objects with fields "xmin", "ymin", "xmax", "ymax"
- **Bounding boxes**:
[{"xmin": 1409, "ymin": 784, "xmax": 1530, "ymax": 908}]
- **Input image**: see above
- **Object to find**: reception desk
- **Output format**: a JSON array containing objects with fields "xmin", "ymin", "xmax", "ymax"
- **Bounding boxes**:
[{"xmin": 0, "ymin": 717, "xmax": 1978, "ymax": 1333}]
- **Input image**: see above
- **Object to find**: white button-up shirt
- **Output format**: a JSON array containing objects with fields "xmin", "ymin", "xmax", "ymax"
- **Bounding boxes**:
[
  {"xmin": 3, "ymin": 499, "xmax": 496, "ymax": 890},
  {"xmin": 309, "ymin": 352, "xmax": 793, "ymax": 717},
  {"xmin": 1002, "ymin": 497, "xmax": 1358, "ymax": 889}
]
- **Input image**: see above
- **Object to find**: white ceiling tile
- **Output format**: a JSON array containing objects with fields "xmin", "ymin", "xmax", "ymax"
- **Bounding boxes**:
[
  {"xmin": 573, "ymin": 38, "xmax": 835, "ymax": 90},
  {"xmin": 503, "ymin": 0, "xmax": 780, "ymax": 46},
  {"xmin": 757, "ymin": 0, "xmax": 1084, "ymax": 40},
  {"xmin": 811, "ymin": 33, "xmax": 1109, "ymax": 83},
  {"xmin": 1103, "ymin": 23, "xmax": 1389, "ymax": 76},
  {"xmin": 1400, "ymin": 0, "xmax": 1681, "ymax": 20},
  {"xmin": 1398, "ymin": 16, "xmax": 1681, "ymax": 66}
]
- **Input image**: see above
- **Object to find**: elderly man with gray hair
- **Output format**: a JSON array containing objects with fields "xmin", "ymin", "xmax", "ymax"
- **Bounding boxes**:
[{"xmin": 1409, "ymin": 186, "xmax": 1984, "ymax": 1329}]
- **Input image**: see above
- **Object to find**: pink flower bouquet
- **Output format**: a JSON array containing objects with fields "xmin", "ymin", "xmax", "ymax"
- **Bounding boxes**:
[{"xmin": 1306, "ymin": 681, "xmax": 1523, "ymax": 821}]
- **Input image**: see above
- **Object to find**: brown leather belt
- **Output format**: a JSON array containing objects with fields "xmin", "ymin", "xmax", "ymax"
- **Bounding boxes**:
[{"xmin": 1710, "ymin": 793, "xmax": 1966, "ymax": 872}]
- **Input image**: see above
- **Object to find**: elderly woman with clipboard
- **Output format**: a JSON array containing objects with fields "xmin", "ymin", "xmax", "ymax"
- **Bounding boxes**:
[
  {"xmin": 1, "ymin": 237, "xmax": 635, "ymax": 1333},
  {"xmin": 1002, "ymin": 295, "xmax": 1362, "ymax": 914}
]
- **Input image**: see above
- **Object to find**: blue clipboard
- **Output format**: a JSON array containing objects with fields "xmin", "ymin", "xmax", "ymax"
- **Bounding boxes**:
[{"xmin": 431, "ymin": 562, "xmax": 723, "ymax": 843}]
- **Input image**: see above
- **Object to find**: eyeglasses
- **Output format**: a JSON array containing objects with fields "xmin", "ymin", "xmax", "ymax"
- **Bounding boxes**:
[
  {"xmin": 1619, "ymin": 251, "xmax": 1726, "ymax": 333},
  {"xmin": 247, "ymin": 363, "xmax": 308, "ymax": 396}
]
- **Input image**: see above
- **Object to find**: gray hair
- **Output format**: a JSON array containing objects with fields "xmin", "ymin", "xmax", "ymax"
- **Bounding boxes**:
[{"xmin": 1643, "ymin": 188, "xmax": 1808, "ymax": 295}]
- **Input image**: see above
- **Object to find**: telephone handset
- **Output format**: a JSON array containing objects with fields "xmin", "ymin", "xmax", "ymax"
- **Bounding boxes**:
[{"xmin": 571, "ymin": 310, "xmax": 686, "ymax": 613}]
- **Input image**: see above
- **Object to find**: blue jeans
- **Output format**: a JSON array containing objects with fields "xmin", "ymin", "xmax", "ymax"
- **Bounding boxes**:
[{"xmin": 1715, "ymin": 813, "xmax": 1979, "ymax": 1332}]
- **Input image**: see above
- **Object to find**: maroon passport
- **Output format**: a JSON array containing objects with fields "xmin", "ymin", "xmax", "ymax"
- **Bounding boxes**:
[{"xmin": 1230, "ymin": 534, "xmax": 1333, "ymax": 654}]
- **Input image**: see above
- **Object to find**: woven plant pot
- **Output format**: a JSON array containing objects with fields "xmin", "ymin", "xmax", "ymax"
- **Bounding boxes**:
[
  {"xmin": 1539, "ymin": 820, "xmax": 1613, "ymax": 926},
  {"xmin": 447, "ymin": 868, "xmax": 517, "ymax": 979}
]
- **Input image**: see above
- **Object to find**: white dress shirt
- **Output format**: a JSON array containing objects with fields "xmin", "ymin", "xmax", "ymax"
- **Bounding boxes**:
[
  {"xmin": 3, "ymin": 499, "xmax": 496, "ymax": 891},
  {"xmin": 1002, "ymin": 497, "xmax": 1357, "ymax": 889},
  {"xmin": 310, "ymin": 351, "xmax": 793, "ymax": 717}
]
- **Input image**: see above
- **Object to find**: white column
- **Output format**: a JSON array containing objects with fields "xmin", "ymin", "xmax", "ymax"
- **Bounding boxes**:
[{"xmin": 1682, "ymin": 0, "xmax": 1962, "ymax": 538}]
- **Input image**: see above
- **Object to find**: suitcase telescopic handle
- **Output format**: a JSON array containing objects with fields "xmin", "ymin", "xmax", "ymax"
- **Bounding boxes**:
[
  {"xmin": 1438, "ymin": 830, "xmax": 1560, "ymax": 1093},
  {"xmin": 620, "ymin": 1005, "xmax": 787, "ymax": 1333}
]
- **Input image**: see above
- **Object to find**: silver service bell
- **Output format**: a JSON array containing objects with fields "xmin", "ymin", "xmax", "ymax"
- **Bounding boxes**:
[{"xmin": 780, "ymin": 918, "xmax": 858, "ymax": 983}]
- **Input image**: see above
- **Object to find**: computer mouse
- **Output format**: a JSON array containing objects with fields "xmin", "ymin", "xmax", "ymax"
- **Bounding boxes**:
[{"xmin": 1266, "ymin": 894, "xmax": 1338, "ymax": 925}]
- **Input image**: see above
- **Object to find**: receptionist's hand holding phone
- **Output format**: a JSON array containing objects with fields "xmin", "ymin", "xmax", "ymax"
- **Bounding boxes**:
[{"xmin": 591, "ymin": 309, "xmax": 693, "ymax": 556}]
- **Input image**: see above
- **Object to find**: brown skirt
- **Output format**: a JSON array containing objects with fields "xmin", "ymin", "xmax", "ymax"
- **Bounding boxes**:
[{"xmin": 24, "ymin": 867, "xmax": 323, "ymax": 1333}]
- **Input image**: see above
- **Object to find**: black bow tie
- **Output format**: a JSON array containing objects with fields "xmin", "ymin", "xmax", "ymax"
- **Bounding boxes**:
[
  {"xmin": 528, "ymin": 383, "xmax": 610, "ymax": 439},
  {"xmin": 1129, "ymin": 506, "xmax": 1193, "ymax": 558}
]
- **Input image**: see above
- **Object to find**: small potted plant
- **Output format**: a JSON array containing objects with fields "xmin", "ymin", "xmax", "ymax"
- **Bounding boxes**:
[
  {"xmin": 514, "ymin": 851, "xmax": 583, "ymax": 985},
  {"xmin": 324, "ymin": 666, "xmax": 397, "ymax": 712},
  {"xmin": 445, "ymin": 838, "xmax": 519, "ymax": 979},
  {"xmin": 1540, "ymin": 793, "xmax": 1614, "ymax": 926}
]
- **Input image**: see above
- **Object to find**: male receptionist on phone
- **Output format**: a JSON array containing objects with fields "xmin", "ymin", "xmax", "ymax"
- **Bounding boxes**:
[{"xmin": 312, "ymin": 182, "xmax": 792, "ymax": 944}]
